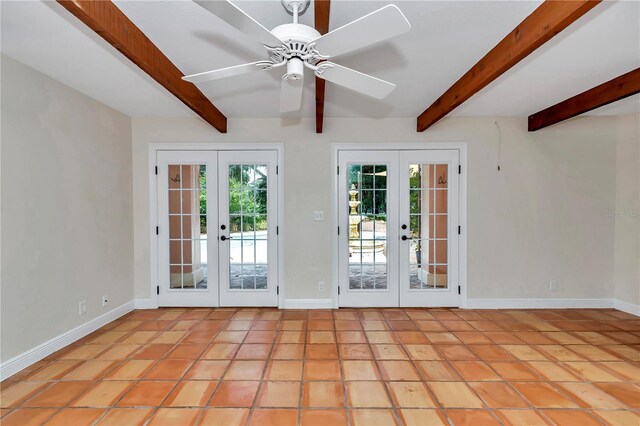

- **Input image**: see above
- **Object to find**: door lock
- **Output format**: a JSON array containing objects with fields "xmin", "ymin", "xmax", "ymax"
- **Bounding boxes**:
[
  {"xmin": 220, "ymin": 224, "xmax": 226, "ymax": 230},
  {"xmin": 401, "ymin": 224, "xmax": 407, "ymax": 230}
]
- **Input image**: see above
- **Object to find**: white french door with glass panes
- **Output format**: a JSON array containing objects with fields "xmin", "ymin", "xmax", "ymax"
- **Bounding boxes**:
[
  {"xmin": 338, "ymin": 149, "xmax": 459, "ymax": 307},
  {"xmin": 398, "ymin": 150, "xmax": 459, "ymax": 307},
  {"xmin": 158, "ymin": 151, "xmax": 218, "ymax": 306},
  {"xmin": 218, "ymin": 151, "xmax": 278, "ymax": 306},
  {"xmin": 157, "ymin": 150, "xmax": 278, "ymax": 307},
  {"xmin": 338, "ymin": 151, "xmax": 399, "ymax": 307}
]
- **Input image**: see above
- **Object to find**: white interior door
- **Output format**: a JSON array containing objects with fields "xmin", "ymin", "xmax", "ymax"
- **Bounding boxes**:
[
  {"xmin": 338, "ymin": 151, "xmax": 399, "ymax": 307},
  {"xmin": 399, "ymin": 150, "xmax": 459, "ymax": 307},
  {"xmin": 218, "ymin": 151, "xmax": 279, "ymax": 307},
  {"xmin": 157, "ymin": 151, "xmax": 218, "ymax": 307}
]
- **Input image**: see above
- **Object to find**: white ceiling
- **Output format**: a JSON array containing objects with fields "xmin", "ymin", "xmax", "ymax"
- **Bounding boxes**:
[
  {"xmin": 0, "ymin": 0, "xmax": 192, "ymax": 117},
  {"xmin": 1, "ymin": 0, "xmax": 638, "ymax": 120}
]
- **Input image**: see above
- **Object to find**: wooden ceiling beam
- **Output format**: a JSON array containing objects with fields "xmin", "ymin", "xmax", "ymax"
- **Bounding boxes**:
[
  {"xmin": 416, "ymin": 0, "xmax": 601, "ymax": 132},
  {"xmin": 57, "ymin": 0, "xmax": 227, "ymax": 133},
  {"xmin": 528, "ymin": 68, "xmax": 640, "ymax": 131},
  {"xmin": 315, "ymin": 0, "xmax": 331, "ymax": 133}
]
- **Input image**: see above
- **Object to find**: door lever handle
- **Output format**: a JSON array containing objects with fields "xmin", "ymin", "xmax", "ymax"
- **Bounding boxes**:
[
  {"xmin": 220, "ymin": 235, "xmax": 233, "ymax": 241},
  {"xmin": 401, "ymin": 235, "xmax": 408, "ymax": 241}
]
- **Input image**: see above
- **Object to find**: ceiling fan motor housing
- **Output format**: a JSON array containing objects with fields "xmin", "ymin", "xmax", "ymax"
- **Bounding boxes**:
[
  {"xmin": 271, "ymin": 23, "xmax": 324, "ymax": 80},
  {"xmin": 271, "ymin": 24, "xmax": 321, "ymax": 46}
]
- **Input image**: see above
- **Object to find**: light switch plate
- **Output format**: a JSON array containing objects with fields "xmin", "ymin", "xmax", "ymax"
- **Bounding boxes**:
[{"xmin": 314, "ymin": 211, "xmax": 324, "ymax": 221}]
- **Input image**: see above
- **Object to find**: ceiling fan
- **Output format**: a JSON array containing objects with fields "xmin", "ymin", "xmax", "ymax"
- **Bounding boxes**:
[{"xmin": 182, "ymin": 0, "xmax": 411, "ymax": 112}]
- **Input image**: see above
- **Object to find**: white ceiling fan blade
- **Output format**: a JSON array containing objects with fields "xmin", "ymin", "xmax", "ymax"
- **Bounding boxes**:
[
  {"xmin": 182, "ymin": 61, "xmax": 269, "ymax": 84},
  {"xmin": 193, "ymin": 0, "xmax": 282, "ymax": 47},
  {"xmin": 317, "ymin": 63, "xmax": 395, "ymax": 99},
  {"xmin": 280, "ymin": 75, "xmax": 304, "ymax": 113},
  {"xmin": 312, "ymin": 5, "xmax": 410, "ymax": 59}
]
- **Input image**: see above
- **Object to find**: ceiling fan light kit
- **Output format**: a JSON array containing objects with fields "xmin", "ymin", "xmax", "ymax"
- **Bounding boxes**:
[{"xmin": 184, "ymin": 0, "xmax": 411, "ymax": 113}]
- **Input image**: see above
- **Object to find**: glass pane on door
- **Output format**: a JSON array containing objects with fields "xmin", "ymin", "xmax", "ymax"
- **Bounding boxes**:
[
  {"xmin": 167, "ymin": 164, "xmax": 208, "ymax": 290},
  {"xmin": 347, "ymin": 164, "xmax": 388, "ymax": 290},
  {"xmin": 408, "ymin": 163, "xmax": 448, "ymax": 290},
  {"xmin": 227, "ymin": 164, "xmax": 268, "ymax": 290}
]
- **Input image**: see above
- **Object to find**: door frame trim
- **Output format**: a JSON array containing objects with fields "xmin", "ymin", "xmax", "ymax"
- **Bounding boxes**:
[
  {"xmin": 148, "ymin": 143, "xmax": 285, "ymax": 309},
  {"xmin": 331, "ymin": 143, "xmax": 468, "ymax": 309}
]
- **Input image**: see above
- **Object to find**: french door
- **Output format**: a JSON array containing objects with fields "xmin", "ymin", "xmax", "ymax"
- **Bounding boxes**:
[
  {"xmin": 157, "ymin": 150, "xmax": 279, "ymax": 307},
  {"xmin": 338, "ymin": 149, "xmax": 460, "ymax": 307}
]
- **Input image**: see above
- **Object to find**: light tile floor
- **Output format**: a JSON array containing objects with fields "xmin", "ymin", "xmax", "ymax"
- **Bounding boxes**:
[{"xmin": 1, "ymin": 308, "xmax": 639, "ymax": 425}]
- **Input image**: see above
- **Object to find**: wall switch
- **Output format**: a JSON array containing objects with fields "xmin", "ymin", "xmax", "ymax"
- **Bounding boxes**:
[
  {"xmin": 549, "ymin": 280, "xmax": 558, "ymax": 291},
  {"xmin": 102, "ymin": 295, "xmax": 109, "ymax": 307},
  {"xmin": 318, "ymin": 281, "xmax": 325, "ymax": 292},
  {"xmin": 79, "ymin": 300, "xmax": 87, "ymax": 316},
  {"xmin": 313, "ymin": 211, "xmax": 324, "ymax": 221}
]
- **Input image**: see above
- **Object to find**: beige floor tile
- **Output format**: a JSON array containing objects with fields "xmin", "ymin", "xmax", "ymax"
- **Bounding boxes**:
[
  {"xmin": 96, "ymin": 408, "xmax": 153, "ymax": 425},
  {"xmin": 147, "ymin": 408, "xmax": 201, "ymax": 425},
  {"xmin": 501, "ymin": 345, "xmax": 549, "ymax": 361},
  {"xmin": 264, "ymin": 360, "xmax": 303, "ymax": 381},
  {"xmin": 593, "ymin": 410, "xmax": 640, "ymax": 426},
  {"xmin": 541, "ymin": 409, "xmax": 601, "ymax": 426},
  {"xmin": 526, "ymin": 361, "xmax": 580, "ymax": 381},
  {"xmin": 199, "ymin": 408, "xmax": 249, "ymax": 426},
  {"xmin": 256, "ymin": 382, "xmax": 300, "ymax": 407},
  {"xmin": 495, "ymin": 409, "xmax": 549, "ymax": 426},
  {"xmin": 563, "ymin": 362, "xmax": 622, "ymax": 382},
  {"xmin": 351, "ymin": 409, "xmax": 397, "ymax": 426},
  {"xmin": 346, "ymin": 382, "xmax": 391, "ymax": 407},
  {"xmin": 398, "ymin": 409, "xmax": 446, "ymax": 426},
  {"xmin": 428, "ymin": 382, "xmax": 484, "ymax": 408},
  {"xmin": 163, "ymin": 381, "xmax": 217, "ymax": 407},
  {"xmin": 378, "ymin": 361, "xmax": 420, "ymax": 381},
  {"xmin": 302, "ymin": 381, "xmax": 344, "ymax": 407},
  {"xmin": 387, "ymin": 382, "xmax": 436, "ymax": 408},
  {"xmin": 342, "ymin": 360, "xmax": 380, "ymax": 380},
  {"xmin": 43, "ymin": 408, "xmax": 105, "ymax": 425},
  {"xmin": 404, "ymin": 345, "xmax": 442, "ymax": 360},
  {"xmin": 72, "ymin": 381, "xmax": 132, "ymax": 407},
  {"xmin": 558, "ymin": 382, "xmax": 629, "ymax": 409},
  {"xmin": 60, "ymin": 360, "xmax": 117, "ymax": 381},
  {"xmin": 224, "ymin": 361, "xmax": 266, "ymax": 380},
  {"xmin": 104, "ymin": 360, "xmax": 154, "ymax": 380},
  {"xmin": 0, "ymin": 408, "xmax": 58, "ymax": 426}
]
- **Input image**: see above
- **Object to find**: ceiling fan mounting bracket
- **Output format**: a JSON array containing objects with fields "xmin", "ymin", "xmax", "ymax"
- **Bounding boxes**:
[{"xmin": 281, "ymin": 0, "xmax": 310, "ymax": 15}]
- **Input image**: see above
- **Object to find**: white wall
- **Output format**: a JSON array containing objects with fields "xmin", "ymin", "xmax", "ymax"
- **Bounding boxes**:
[
  {"xmin": 1, "ymin": 56, "xmax": 134, "ymax": 362},
  {"xmin": 613, "ymin": 114, "xmax": 640, "ymax": 309},
  {"xmin": 132, "ymin": 114, "xmax": 629, "ymax": 303}
]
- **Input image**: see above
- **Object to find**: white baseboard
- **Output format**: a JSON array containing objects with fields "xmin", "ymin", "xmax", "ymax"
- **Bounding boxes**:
[
  {"xmin": 283, "ymin": 299, "xmax": 334, "ymax": 309},
  {"xmin": 134, "ymin": 299, "xmax": 157, "ymax": 309},
  {"xmin": 466, "ymin": 298, "xmax": 614, "ymax": 309},
  {"xmin": 614, "ymin": 299, "xmax": 640, "ymax": 317},
  {"xmin": 0, "ymin": 301, "xmax": 134, "ymax": 380}
]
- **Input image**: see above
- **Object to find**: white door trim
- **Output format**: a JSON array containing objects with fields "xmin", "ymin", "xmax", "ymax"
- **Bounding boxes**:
[
  {"xmin": 149, "ymin": 143, "xmax": 285, "ymax": 309},
  {"xmin": 331, "ymin": 143, "xmax": 468, "ymax": 309}
]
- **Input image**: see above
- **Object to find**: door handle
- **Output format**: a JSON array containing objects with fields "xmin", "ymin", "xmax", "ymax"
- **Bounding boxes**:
[
  {"xmin": 401, "ymin": 235, "xmax": 408, "ymax": 241},
  {"xmin": 220, "ymin": 235, "xmax": 233, "ymax": 241}
]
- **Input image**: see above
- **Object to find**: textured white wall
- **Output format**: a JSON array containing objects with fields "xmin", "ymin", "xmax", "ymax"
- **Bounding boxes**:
[
  {"xmin": 132, "ymin": 114, "xmax": 626, "ymax": 302},
  {"xmin": 613, "ymin": 114, "xmax": 640, "ymax": 307},
  {"xmin": 1, "ymin": 56, "xmax": 134, "ymax": 362}
]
